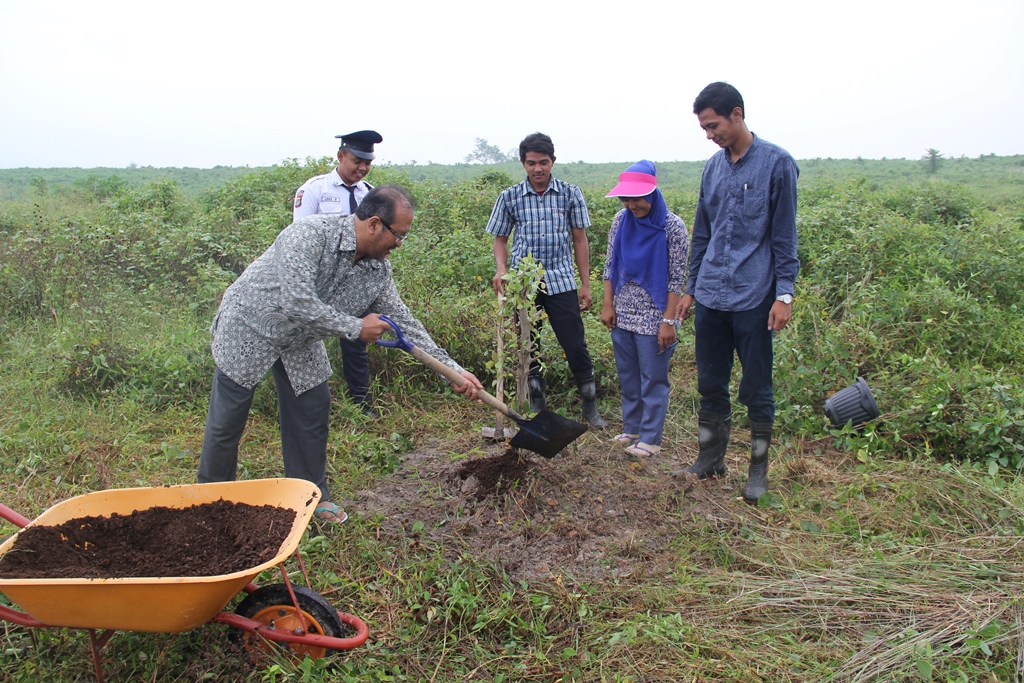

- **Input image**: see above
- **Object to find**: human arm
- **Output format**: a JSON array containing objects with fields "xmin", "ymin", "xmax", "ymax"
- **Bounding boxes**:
[
  {"xmin": 369, "ymin": 275, "xmax": 466, "ymax": 377},
  {"xmin": 767, "ymin": 156, "xmax": 800, "ymax": 331},
  {"xmin": 684, "ymin": 175, "xmax": 711, "ymax": 300},
  {"xmin": 660, "ymin": 292, "xmax": 681, "ymax": 351},
  {"xmin": 677, "ymin": 293, "xmax": 695, "ymax": 321},
  {"xmin": 292, "ymin": 182, "xmax": 318, "ymax": 220},
  {"xmin": 568, "ymin": 185, "xmax": 594, "ymax": 310},
  {"xmin": 571, "ymin": 227, "xmax": 592, "ymax": 310},
  {"xmin": 601, "ymin": 280, "xmax": 616, "ymax": 329},
  {"xmin": 485, "ymin": 190, "xmax": 515, "ymax": 295},
  {"xmin": 492, "ymin": 236, "xmax": 509, "ymax": 295},
  {"xmin": 662, "ymin": 214, "xmax": 688, "ymax": 347},
  {"xmin": 451, "ymin": 371, "xmax": 484, "ymax": 400},
  {"xmin": 767, "ymin": 299, "xmax": 793, "ymax": 331},
  {"xmin": 667, "ymin": 212, "xmax": 691, "ymax": 323},
  {"xmin": 600, "ymin": 211, "xmax": 622, "ymax": 329}
]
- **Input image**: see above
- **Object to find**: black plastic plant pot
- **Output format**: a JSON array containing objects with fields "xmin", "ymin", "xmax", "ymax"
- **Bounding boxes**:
[{"xmin": 824, "ymin": 377, "xmax": 880, "ymax": 428}]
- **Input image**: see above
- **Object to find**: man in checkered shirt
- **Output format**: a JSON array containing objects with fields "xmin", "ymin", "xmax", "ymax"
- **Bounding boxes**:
[{"xmin": 486, "ymin": 132, "xmax": 608, "ymax": 428}]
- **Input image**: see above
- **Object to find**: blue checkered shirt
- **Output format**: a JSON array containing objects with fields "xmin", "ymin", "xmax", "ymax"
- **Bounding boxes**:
[{"xmin": 485, "ymin": 177, "xmax": 592, "ymax": 296}]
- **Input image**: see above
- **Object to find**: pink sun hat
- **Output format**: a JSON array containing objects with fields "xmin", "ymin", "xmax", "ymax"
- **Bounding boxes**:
[{"xmin": 606, "ymin": 171, "xmax": 658, "ymax": 198}]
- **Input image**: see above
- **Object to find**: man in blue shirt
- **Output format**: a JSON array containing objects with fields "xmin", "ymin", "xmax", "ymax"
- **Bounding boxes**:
[
  {"xmin": 487, "ymin": 133, "xmax": 608, "ymax": 428},
  {"xmin": 676, "ymin": 82, "xmax": 800, "ymax": 503}
]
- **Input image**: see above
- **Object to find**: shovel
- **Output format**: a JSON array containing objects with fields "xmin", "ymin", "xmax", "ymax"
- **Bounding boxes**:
[{"xmin": 374, "ymin": 315, "xmax": 588, "ymax": 458}]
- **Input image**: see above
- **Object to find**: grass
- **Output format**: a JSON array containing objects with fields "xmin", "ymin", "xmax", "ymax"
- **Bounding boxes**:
[
  {"xmin": 2, "ymin": 163, "xmax": 1023, "ymax": 681},
  {"xmin": 3, "ymin": 363, "xmax": 1023, "ymax": 681}
]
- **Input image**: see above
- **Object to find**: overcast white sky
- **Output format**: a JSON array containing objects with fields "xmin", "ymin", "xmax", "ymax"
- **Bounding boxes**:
[{"xmin": 1, "ymin": 0, "xmax": 1021, "ymax": 169}]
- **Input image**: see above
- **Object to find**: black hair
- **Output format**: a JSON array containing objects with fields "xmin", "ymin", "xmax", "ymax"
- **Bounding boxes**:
[
  {"xmin": 355, "ymin": 184, "xmax": 416, "ymax": 223},
  {"xmin": 519, "ymin": 132, "xmax": 555, "ymax": 162},
  {"xmin": 693, "ymin": 82, "xmax": 745, "ymax": 119}
]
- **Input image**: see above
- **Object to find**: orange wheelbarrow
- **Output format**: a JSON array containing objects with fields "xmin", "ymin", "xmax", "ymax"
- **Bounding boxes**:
[{"xmin": 0, "ymin": 478, "xmax": 369, "ymax": 682}]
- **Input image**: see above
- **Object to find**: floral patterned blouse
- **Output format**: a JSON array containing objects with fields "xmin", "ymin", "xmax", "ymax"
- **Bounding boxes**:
[{"xmin": 602, "ymin": 209, "xmax": 689, "ymax": 335}]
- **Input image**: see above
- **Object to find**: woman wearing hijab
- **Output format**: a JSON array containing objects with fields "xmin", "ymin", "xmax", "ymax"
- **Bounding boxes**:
[{"xmin": 600, "ymin": 160, "xmax": 689, "ymax": 457}]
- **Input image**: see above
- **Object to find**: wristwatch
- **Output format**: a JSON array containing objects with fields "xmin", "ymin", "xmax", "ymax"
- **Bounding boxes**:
[
  {"xmin": 661, "ymin": 318, "xmax": 680, "ymax": 327},
  {"xmin": 776, "ymin": 294, "xmax": 793, "ymax": 305}
]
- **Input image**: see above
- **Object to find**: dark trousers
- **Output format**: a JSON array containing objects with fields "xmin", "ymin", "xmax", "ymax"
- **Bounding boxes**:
[
  {"xmin": 529, "ymin": 289, "xmax": 594, "ymax": 380},
  {"xmin": 694, "ymin": 292, "xmax": 775, "ymax": 424},
  {"xmin": 198, "ymin": 359, "xmax": 332, "ymax": 500},
  {"xmin": 339, "ymin": 337, "xmax": 370, "ymax": 402}
]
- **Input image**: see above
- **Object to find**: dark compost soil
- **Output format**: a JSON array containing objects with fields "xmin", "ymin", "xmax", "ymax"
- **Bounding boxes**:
[{"xmin": 0, "ymin": 500, "xmax": 296, "ymax": 579}]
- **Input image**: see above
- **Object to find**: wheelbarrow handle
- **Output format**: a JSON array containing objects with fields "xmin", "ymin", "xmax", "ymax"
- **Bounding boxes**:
[
  {"xmin": 376, "ymin": 315, "xmax": 524, "ymax": 421},
  {"xmin": 0, "ymin": 503, "xmax": 31, "ymax": 529}
]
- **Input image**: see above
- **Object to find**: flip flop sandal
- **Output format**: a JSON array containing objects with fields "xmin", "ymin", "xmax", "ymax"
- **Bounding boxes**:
[
  {"xmin": 625, "ymin": 442, "xmax": 662, "ymax": 457},
  {"xmin": 613, "ymin": 433, "xmax": 639, "ymax": 446},
  {"xmin": 313, "ymin": 502, "xmax": 348, "ymax": 524}
]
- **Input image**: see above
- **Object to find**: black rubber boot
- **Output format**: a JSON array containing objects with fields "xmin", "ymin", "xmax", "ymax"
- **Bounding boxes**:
[
  {"xmin": 352, "ymin": 394, "xmax": 379, "ymax": 420},
  {"xmin": 684, "ymin": 411, "xmax": 731, "ymax": 478},
  {"xmin": 528, "ymin": 374, "xmax": 547, "ymax": 414},
  {"xmin": 576, "ymin": 374, "xmax": 608, "ymax": 429},
  {"xmin": 742, "ymin": 423, "xmax": 773, "ymax": 503}
]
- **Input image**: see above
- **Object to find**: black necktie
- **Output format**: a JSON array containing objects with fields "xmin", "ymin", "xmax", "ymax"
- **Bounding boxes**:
[{"xmin": 343, "ymin": 185, "xmax": 357, "ymax": 214}]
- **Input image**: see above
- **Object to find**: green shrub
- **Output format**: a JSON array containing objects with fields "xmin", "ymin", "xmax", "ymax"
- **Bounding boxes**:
[{"xmin": 880, "ymin": 182, "xmax": 978, "ymax": 226}]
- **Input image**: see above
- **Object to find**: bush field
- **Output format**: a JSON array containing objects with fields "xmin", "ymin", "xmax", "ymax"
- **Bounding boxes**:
[{"xmin": 1, "ymin": 156, "xmax": 1023, "ymax": 681}]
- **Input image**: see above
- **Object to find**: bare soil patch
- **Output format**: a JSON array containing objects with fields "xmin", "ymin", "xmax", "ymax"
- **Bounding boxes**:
[
  {"xmin": 351, "ymin": 431, "xmax": 828, "ymax": 582},
  {"xmin": 0, "ymin": 500, "xmax": 296, "ymax": 579}
]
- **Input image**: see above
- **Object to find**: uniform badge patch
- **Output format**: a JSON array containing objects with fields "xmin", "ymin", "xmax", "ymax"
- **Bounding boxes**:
[{"xmin": 294, "ymin": 190, "xmax": 304, "ymax": 208}]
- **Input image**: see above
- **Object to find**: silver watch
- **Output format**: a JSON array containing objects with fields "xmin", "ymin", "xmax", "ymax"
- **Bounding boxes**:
[
  {"xmin": 661, "ymin": 318, "xmax": 679, "ymax": 327},
  {"xmin": 776, "ymin": 294, "xmax": 793, "ymax": 305}
]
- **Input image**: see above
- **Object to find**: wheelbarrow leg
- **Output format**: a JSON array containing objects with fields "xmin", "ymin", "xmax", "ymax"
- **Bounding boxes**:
[{"xmin": 87, "ymin": 629, "xmax": 115, "ymax": 683}]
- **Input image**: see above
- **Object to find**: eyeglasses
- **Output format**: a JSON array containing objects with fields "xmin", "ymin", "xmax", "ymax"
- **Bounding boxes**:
[{"xmin": 378, "ymin": 217, "xmax": 408, "ymax": 244}]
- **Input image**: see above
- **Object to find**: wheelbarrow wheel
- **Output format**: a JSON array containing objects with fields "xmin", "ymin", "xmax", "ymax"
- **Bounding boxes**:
[{"xmin": 229, "ymin": 584, "xmax": 349, "ymax": 662}]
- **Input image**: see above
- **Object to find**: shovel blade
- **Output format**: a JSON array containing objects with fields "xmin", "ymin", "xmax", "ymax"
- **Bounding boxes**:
[{"xmin": 509, "ymin": 409, "xmax": 588, "ymax": 458}]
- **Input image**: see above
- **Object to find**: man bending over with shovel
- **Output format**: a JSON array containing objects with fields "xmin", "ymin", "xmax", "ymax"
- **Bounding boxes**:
[{"xmin": 198, "ymin": 185, "xmax": 483, "ymax": 524}]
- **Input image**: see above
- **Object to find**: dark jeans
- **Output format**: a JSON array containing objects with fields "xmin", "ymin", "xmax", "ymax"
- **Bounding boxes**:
[
  {"xmin": 198, "ymin": 359, "xmax": 332, "ymax": 500},
  {"xmin": 529, "ymin": 289, "xmax": 594, "ymax": 380},
  {"xmin": 694, "ymin": 292, "xmax": 775, "ymax": 424}
]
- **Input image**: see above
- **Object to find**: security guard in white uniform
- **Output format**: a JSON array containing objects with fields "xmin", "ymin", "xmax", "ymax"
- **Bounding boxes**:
[
  {"xmin": 292, "ymin": 130, "xmax": 384, "ymax": 417},
  {"xmin": 294, "ymin": 130, "xmax": 382, "ymax": 218}
]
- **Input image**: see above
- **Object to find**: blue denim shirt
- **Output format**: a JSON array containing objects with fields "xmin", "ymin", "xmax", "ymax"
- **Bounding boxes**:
[{"xmin": 686, "ymin": 135, "xmax": 800, "ymax": 312}]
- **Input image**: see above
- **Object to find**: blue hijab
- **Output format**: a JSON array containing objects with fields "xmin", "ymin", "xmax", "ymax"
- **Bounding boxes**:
[{"xmin": 608, "ymin": 160, "xmax": 670, "ymax": 312}]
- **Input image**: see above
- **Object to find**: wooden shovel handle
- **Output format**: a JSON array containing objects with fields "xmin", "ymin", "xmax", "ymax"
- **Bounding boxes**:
[{"xmin": 408, "ymin": 345, "xmax": 522, "ymax": 420}]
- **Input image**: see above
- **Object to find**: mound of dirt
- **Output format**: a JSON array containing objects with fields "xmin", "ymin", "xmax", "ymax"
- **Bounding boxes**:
[
  {"xmin": 351, "ymin": 433, "xmax": 771, "ymax": 582},
  {"xmin": 0, "ymin": 500, "xmax": 296, "ymax": 579},
  {"xmin": 452, "ymin": 448, "xmax": 538, "ymax": 500}
]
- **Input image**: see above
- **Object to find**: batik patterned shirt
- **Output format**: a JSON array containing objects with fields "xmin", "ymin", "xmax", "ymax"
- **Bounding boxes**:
[
  {"xmin": 485, "ymin": 177, "xmax": 592, "ymax": 295},
  {"xmin": 210, "ymin": 214, "xmax": 463, "ymax": 394},
  {"xmin": 602, "ymin": 210, "xmax": 690, "ymax": 335}
]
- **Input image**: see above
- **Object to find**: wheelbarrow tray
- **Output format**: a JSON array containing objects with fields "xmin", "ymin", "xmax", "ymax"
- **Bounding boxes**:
[{"xmin": 0, "ymin": 478, "xmax": 320, "ymax": 633}]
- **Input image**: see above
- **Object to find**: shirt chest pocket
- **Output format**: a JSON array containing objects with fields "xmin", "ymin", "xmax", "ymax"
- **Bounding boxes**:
[
  {"xmin": 319, "ymin": 195, "xmax": 346, "ymax": 213},
  {"xmin": 741, "ymin": 187, "xmax": 768, "ymax": 221},
  {"xmin": 551, "ymin": 210, "xmax": 567, "ymax": 232},
  {"xmin": 525, "ymin": 209, "xmax": 566, "ymax": 236}
]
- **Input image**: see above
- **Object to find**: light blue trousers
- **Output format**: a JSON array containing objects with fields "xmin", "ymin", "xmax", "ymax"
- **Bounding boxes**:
[{"xmin": 611, "ymin": 328, "xmax": 675, "ymax": 446}]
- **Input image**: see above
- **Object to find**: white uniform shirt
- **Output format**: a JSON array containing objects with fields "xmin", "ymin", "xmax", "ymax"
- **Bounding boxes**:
[{"xmin": 293, "ymin": 170, "xmax": 372, "ymax": 220}]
